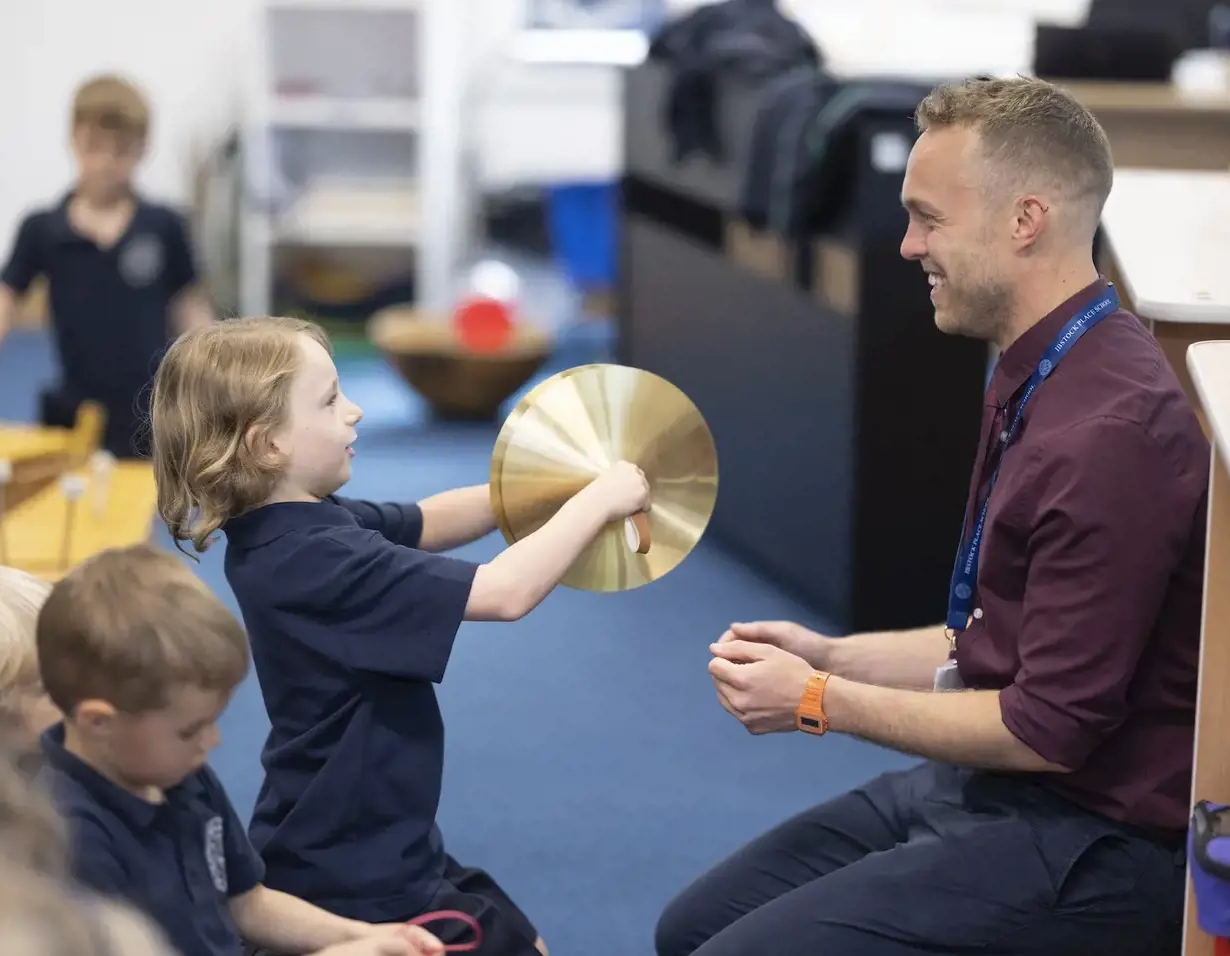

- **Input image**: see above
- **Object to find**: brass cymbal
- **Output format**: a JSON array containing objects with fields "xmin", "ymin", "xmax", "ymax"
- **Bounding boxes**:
[{"xmin": 490, "ymin": 363, "xmax": 718, "ymax": 592}]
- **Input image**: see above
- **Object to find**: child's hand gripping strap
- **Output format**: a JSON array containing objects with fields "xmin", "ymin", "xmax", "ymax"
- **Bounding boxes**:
[{"xmin": 406, "ymin": 909, "xmax": 483, "ymax": 952}]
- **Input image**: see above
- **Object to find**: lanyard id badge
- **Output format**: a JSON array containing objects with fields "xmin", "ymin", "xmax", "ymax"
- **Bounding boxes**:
[
  {"xmin": 944, "ymin": 285, "xmax": 1119, "ymax": 658},
  {"xmin": 934, "ymin": 659, "xmax": 965, "ymax": 691}
]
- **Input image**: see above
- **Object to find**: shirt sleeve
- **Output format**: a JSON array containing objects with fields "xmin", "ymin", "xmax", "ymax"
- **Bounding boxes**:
[
  {"xmin": 277, "ymin": 527, "xmax": 477, "ymax": 681},
  {"xmin": 1, "ymin": 213, "xmax": 46, "ymax": 294},
  {"xmin": 331, "ymin": 495, "xmax": 424, "ymax": 549},
  {"xmin": 998, "ymin": 416, "xmax": 1204, "ymax": 771},
  {"xmin": 162, "ymin": 209, "xmax": 198, "ymax": 297},
  {"xmin": 202, "ymin": 769, "xmax": 264, "ymax": 897},
  {"xmin": 67, "ymin": 815, "xmax": 132, "ymax": 898}
]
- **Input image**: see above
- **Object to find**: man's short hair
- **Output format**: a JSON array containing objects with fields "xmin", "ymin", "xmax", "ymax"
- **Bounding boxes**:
[
  {"xmin": 36, "ymin": 545, "xmax": 248, "ymax": 715},
  {"xmin": 916, "ymin": 76, "xmax": 1114, "ymax": 224}
]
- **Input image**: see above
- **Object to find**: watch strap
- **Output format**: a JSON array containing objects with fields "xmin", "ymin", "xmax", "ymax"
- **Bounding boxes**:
[{"xmin": 795, "ymin": 670, "xmax": 830, "ymax": 735}]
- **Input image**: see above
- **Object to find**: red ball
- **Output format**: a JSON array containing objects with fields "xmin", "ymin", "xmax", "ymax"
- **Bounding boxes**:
[{"xmin": 453, "ymin": 296, "xmax": 514, "ymax": 352}]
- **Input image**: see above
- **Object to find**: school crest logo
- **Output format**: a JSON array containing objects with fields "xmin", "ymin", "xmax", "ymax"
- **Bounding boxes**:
[
  {"xmin": 204, "ymin": 816, "xmax": 227, "ymax": 893},
  {"xmin": 119, "ymin": 234, "xmax": 164, "ymax": 287}
]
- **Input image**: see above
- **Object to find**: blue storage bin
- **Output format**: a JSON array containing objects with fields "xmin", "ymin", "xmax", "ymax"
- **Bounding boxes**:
[{"xmin": 546, "ymin": 182, "xmax": 617, "ymax": 291}]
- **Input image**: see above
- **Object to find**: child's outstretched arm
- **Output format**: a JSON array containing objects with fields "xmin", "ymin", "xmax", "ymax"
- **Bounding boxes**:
[
  {"xmin": 230, "ymin": 884, "xmax": 415, "ymax": 954},
  {"xmin": 465, "ymin": 460, "xmax": 650, "ymax": 622},
  {"xmin": 417, "ymin": 484, "xmax": 496, "ymax": 552}
]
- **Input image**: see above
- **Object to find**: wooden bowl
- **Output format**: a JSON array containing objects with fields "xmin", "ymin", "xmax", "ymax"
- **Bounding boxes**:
[{"xmin": 369, "ymin": 307, "xmax": 553, "ymax": 420}]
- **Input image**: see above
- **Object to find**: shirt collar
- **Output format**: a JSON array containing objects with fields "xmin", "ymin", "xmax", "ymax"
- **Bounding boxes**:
[
  {"xmin": 988, "ymin": 276, "xmax": 1112, "ymax": 407},
  {"xmin": 39, "ymin": 723, "xmax": 204, "ymax": 829},
  {"xmin": 48, "ymin": 190, "xmax": 149, "ymax": 245},
  {"xmin": 223, "ymin": 496, "xmax": 355, "ymax": 550}
]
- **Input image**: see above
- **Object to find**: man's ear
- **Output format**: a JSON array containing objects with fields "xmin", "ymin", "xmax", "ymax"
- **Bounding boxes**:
[
  {"xmin": 73, "ymin": 699, "xmax": 119, "ymax": 736},
  {"xmin": 1011, "ymin": 194, "xmax": 1050, "ymax": 251}
]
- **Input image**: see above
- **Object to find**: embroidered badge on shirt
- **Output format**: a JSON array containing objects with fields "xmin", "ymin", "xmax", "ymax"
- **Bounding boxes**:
[
  {"xmin": 204, "ymin": 816, "xmax": 227, "ymax": 893},
  {"xmin": 119, "ymin": 234, "xmax": 164, "ymax": 287}
]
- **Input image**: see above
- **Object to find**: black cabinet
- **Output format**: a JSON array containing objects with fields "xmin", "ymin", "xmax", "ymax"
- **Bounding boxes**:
[{"xmin": 617, "ymin": 62, "xmax": 987, "ymax": 633}]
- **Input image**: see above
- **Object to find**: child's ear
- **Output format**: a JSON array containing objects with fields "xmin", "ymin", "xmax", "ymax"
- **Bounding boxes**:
[
  {"xmin": 74, "ymin": 700, "xmax": 119, "ymax": 735},
  {"xmin": 245, "ymin": 424, "xmax": 283, "ymax": 465}
]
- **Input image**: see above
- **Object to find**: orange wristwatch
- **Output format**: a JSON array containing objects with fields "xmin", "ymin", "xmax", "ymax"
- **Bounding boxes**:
[{"xmin": 795, "ymin": 671, "xmax": 831, "ymax": 735}]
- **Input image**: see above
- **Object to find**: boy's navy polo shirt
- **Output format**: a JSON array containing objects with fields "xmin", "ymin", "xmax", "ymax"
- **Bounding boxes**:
[
  {"xmin": 38, "ymin": 724, "xmax": 263, "ymax": 956},
  {"xmin": 1, "ymin": 192, "xmax": 197, "ymax": 406},
  {"xmin": 223, "ymin": 495, "xmax": 479, "ymax": 922}
]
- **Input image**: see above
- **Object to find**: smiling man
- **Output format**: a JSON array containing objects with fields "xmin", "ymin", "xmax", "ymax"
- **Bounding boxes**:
[{"xmin": 656, "ymin": 77, "xmax": 1210, "ymax": 956}]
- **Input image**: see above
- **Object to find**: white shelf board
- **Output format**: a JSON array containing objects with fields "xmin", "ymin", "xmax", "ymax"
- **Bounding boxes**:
[
  {"xmin": 265, "ymin": 0, "xmax": 420, "ymax": 11},
  {"xmin": 1103, "ymin": 169, "xmax": 1230, "ymax": 324},
  {"xmin": 272, "ymin": 180, "xmax": 421, "ymax": 248},
  {"xmin": 270, "ymin": 95, "xmax": 420, "ymax": 131},
  {"xmin": 509, "ymin": 29, "xmax": 650, "ymax": 66}
]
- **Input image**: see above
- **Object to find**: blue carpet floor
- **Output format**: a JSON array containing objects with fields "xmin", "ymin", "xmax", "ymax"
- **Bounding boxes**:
[{"xmin": 0, "ymin": 320, "xmax": 912, "ymax": 954}]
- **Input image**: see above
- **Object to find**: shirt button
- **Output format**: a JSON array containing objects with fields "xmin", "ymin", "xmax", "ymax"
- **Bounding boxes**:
[{"xmin": 973, "ymin": 608, "xmax": 984, "ymax": 620}]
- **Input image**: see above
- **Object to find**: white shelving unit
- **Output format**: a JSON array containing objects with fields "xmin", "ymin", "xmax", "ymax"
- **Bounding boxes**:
[{"xmin": 239, "ymin": 0, "xmax": 469, "ymax": 318}]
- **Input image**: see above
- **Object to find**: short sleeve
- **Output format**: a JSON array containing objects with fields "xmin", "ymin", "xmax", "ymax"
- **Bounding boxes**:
[
  {"xmin": 1, "ymin": 213, "xmax": 46, "ymax": 294},
  {"xmin": 332, "ymin": 496, "xmax": 423, "ymax": 548},
  {"xmin": 277, "ymin": 528, "xmax": 477, "ymax": 681},
  {"xmin": 201, "ymin": 769, "xmax": 263, "ymax": 897},
  {"xmin": 161, "ymin": 210, "xmax": 198, "ymax": 296},
  {"xmin": 998, "ymin": 417, "xmax": 1203, "ymax": 770},
  {"xmin": 67, "ymin": 816, "xmax": 131, "ymax": 898}
]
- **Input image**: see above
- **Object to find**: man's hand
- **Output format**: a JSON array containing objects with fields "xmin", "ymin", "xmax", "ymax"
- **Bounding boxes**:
[
  {"xmin": 718, "ymin": 620, "xmax": 831, "ymax": 669},
  {"xmin": 708, "ymin": 639, "xmax": 815, "ymax": 734}
]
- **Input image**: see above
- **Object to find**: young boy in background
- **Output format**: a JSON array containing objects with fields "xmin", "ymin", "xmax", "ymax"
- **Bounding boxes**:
[
  {"xmin": 0, "ymin": 74, "xmax": 214, "ymax": 459},
  {"xmin": 35, "ymin": 543, "xmax": 444, "ymax": 956}
]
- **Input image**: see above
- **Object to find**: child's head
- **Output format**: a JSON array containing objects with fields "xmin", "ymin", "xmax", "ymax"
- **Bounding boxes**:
[
  {"xmin": 151, "ymin": 316, "xmax": 364, "ymax": 554},
  {"xmin": 36, "ymin": 544, "xmax": 249, "ymax": 791},
  {"xmin": 70, "ymin": 74, "xmax": 149, "ymax": 202},
  {"xmin": 0, "ymin": 566, "xmax": 59, "ymax": 750},
  {"xmin": 0, "ymin": 755, "xmax": 67, "ymax": 878},
  {"xmin": 0, "ymin": 864, "xmax": 175, "ymax": 956}
]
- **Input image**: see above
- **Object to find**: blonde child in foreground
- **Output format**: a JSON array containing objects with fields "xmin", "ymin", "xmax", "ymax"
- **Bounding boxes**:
[
  {"xmin": 0, "ymin": 565, "xmax": 60, "ymax": 758},
  {"xmin": 34, "ymin": 543, "xmax": 446, "ymax": 956},
  {"xmin": 150, "ymin": 315, "xmax": 651, "ymax": 955}
]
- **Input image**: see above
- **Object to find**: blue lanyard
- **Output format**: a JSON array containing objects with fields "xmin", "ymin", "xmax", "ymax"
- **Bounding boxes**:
[{"xmin": 946, "ymin": 285, "xmax": 1119, "ymax": 634}]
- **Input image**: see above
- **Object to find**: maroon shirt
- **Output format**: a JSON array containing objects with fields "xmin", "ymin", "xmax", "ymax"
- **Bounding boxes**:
[{"xmin": 954, "ymin": 277, "xmax": 1208, "ymax": 834}]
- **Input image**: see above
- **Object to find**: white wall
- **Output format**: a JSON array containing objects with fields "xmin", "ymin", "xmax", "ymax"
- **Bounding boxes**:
[
  {"xmin": 0, "ymin": 0, "xmax": 254, "ymax": 261},
  {"xmin": 0, "ymin": 0, "xmax": 529, "ymax": 264},
  {"xmin": 0, "ymin": 0, "xmax": 1092, "ymax": 261}
]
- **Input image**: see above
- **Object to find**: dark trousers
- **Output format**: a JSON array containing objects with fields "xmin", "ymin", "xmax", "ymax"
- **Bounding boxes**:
[
  {"xmin": 247, "ymin": 855, "xmax": 540, "ymax": 956},
  {"xmin": 656, "ymin": 763, "xmax": 1186, "ymax": 956}
]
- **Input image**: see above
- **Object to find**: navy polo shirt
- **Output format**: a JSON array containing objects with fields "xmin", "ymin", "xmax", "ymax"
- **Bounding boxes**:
[
  {"xmin": 1, "ymin": 192, "xmax": 197, "ymax": 404},
  {"xmin": 223, "ymin": 495, "xmax": 478, "ymax": 922},
  {"xmin": 38, "ymin": 724, "xmax": 263, "ymax": 956}
]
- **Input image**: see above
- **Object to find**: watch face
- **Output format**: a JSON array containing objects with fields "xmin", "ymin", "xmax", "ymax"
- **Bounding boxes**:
[{"xmin": 799, "ymin": 715, "xmax": 823, "ymax": 730}]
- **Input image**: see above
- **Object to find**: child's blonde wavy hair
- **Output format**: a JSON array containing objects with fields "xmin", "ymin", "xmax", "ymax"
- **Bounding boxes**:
[
  {"xmin": 0, "ymin": 566, "xmax": 53, "ymax": 734},
  {"xmin": 149, "ymin": 315, "xmax": 332, "ymax": 554},
  {"xmin": 0, "ymin": 756, "xmax": 67, "ymax": 877},
  {"xmin": 0, "ymin": 863, "xmax": 176, "ymax": 956}
]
